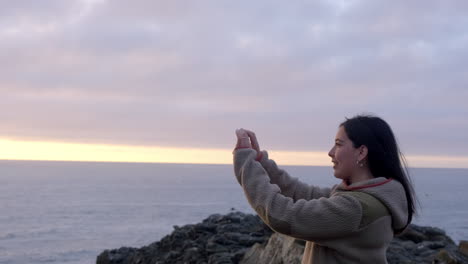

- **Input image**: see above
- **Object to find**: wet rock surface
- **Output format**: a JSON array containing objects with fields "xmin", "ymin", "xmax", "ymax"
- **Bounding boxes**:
[{"xmin": 97, "ymin": 212, "xmax": 468, "ymax": 264}]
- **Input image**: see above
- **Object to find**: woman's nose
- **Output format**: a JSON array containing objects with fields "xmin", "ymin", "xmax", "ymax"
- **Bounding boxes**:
[{"xmin": 328, "ymin": 146, "xmax": 334, "ymax": 157}]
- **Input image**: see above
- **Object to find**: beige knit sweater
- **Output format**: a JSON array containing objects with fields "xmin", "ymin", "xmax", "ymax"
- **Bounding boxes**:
[{"xmin": 233, "ymin": 148, "xmax": 409, "ymax": 264}]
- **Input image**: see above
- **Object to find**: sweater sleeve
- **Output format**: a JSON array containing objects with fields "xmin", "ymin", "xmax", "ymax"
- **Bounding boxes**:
[
  {"xmin": 256, "ymin": 150, "xmax": 332, "ymax": 201},
  {"xmin": 233, "ymin": 148, "xmax": 363, "ymax": 241},
  {"xmin": 234, "ymin": 148, "xmax": 331, "ymax": 201}
]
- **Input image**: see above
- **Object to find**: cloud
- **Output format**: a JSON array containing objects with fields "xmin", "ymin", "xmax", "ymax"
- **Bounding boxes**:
[{"xmin": 1, "ymin": 0, "xmax": 468, "ymax": 156}]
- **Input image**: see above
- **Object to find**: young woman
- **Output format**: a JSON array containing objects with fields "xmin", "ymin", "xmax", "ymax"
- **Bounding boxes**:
[{"xmin": 233, "ymin": 115, "xmax": 416, "ymax": 264}]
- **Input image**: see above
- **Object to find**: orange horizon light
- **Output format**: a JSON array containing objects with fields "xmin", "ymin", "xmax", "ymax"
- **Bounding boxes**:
[{"xmin": 1, "ymin": 138, "xmax": 467, "ymax": 168}]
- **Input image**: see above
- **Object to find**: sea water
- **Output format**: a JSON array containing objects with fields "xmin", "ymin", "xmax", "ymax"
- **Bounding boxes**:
[{"xmin": 0, "ymin": 160, "xmax": 467, "ymax": 264}]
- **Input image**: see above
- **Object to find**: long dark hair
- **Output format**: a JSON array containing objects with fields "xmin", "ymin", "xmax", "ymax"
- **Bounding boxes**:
[{"xmin": 340, "ymin": 114, "xmax": 417, "ymax": 231}]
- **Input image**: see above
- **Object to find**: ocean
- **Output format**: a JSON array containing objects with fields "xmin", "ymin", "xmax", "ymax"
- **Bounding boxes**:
[{"xmin": 0, "ymin": 160, "xmax": 467, "ymax": 264}]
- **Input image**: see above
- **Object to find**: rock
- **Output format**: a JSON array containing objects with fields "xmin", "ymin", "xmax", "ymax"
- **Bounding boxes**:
[
  {"xmin": 96, "ymin": 247, "xmax": 138, "ymax": 264},
  {"xmin": 387, "ymin": 225, "xmax": 468, "ymax": 264},
  {"xmin": 399, "ymin": 226, "xmax": 428, "ymax": 243},
  {"xmin": 433, "ymin": 249, "xmax": 458, "ymax": 264},
  {"xmin": 97, "ymin": 213, "xmax": 468, "ymax": 264},
  {"xmin": 240, "ymin": 233, "xmax": 304, "ymax": 264},
  {"xmin": 459, "ymin": 240, "xmax": 468, "ymax": 257},
  {"xmin": 96, "ymin": 211, "xmax": 272, "ymax": 264}
]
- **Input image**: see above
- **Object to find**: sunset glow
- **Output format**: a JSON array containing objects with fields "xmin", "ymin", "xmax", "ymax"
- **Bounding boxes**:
[
  {"xmin": 0, "ymin": 138, "xmax": 229, "ymax": 165},
  {"xmin": 2, "ymin": 138, "xmax": 467, "ymax": 168}
]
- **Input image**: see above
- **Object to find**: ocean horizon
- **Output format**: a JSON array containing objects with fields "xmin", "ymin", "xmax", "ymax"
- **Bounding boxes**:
[{"xmin": 1, "ymin": 159, "xmax": 467, "ymax": 264}]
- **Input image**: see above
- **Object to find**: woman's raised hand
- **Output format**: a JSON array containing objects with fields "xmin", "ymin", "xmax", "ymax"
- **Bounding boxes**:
[{"xmin": 235, "ymin": 128, "xmax": 261, "ymax": 154}]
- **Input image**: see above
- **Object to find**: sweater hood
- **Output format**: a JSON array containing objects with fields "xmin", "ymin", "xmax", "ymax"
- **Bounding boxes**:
[{"xmin": 336, "ymin": 177, "xmax": 409, "ymax": 231}]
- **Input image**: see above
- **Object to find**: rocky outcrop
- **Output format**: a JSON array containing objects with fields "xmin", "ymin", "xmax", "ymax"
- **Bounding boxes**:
[
  {"xmin": 97, "ymin": 211, "xmax": 468, "ymax": 264},
  {"xmin": 96, "ymin": 211, "xmax": 272, "ymax": 264},
  {"xmin": 459, "ymin": 241, "xmax": 468, "ymax": 257},
  {"xmin": 240, "ymin": 232, "xmax": 304, "ymax": 264},
  {"xmin": 388, "ymin": 225, "xmax": 468, "ymax": 264}
]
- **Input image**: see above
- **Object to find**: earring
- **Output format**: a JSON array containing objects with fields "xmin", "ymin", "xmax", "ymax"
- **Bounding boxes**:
[{"xmin": 356, "ymin": 160, "xmax": 363, "ymax": 167}]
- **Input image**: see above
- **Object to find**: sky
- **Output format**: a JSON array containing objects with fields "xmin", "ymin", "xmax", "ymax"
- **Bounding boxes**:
[{"xmin": 1, "ymin": 0, "xmax": 468, "ymax": 168}]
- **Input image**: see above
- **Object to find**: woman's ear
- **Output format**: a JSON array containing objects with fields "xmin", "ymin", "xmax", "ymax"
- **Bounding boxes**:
[{"xmin": 358, "ymin": 145, "xmax": 368, "ymax": 161}]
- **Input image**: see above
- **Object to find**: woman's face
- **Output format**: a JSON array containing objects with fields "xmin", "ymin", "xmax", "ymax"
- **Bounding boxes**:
[{"xmin": 328, "ymin": 126, "xmax": 361, "ymax": 181}]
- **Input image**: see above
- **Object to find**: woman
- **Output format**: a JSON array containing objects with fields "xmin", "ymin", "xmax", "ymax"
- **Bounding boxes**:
[{"xmin": 233, "ymin": 115, "xmax": 416, "ymax": 264}]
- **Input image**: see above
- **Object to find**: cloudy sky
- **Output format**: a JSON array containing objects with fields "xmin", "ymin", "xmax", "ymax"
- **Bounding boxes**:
[{"xmin": 1, "ymin": 0, "xmax": 468, "ymax": 167}]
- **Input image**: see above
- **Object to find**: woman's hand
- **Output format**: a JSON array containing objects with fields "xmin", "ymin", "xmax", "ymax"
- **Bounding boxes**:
[
  {"xmin": 235, "ymin": 128, "xmax": 251, "ymax": 149},
  {"xmin": 235, "ymin": 129, "xmax": 261, "ymax": 157}
]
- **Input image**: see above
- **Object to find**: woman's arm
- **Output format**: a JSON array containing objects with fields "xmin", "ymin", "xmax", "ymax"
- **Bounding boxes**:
[
  {"xmin": 233, "ymin": 129, "xmax": 332, "ymax": 201},
  {"xmin": 257, "ymin": 150, "xmax": 332, "ymax": 200},
  {"xmin": 234, "ymin": 149, "xmax": 363, "ymax": 241},
  {"xmin": 234, "ymin": 149, "xmax": 332, "ymax": 201}
]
